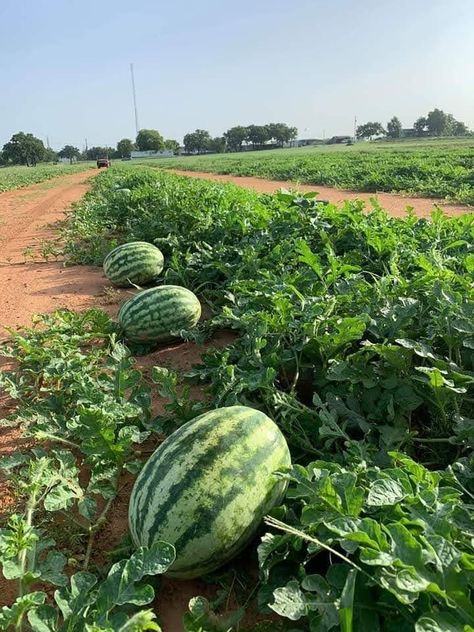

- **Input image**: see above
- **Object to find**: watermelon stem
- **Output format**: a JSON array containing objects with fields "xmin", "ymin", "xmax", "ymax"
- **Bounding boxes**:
[{"xmin": 83, "ymin": 480, "xmax": 120, "ymax": 571}]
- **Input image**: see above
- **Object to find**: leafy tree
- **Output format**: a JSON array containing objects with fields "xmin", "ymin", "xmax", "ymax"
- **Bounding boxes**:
[
  {"xmin": 2, "ymin": 132, "xmax": 46, "ymax": 166},
  {"xmin": 386, "ymin": 116, "xmax": 402, "ymax": 139},
  {"xmin": 267, "ymin": 123, "xmax": 298, "ymax": 146},
  {"xmin": 164, "ymin": 139, "xmax": 180, "ymax": 153},
  {"xmin": 413, "ymin": 117, "xmax": 427, "ymax": 136},
  {"xmin": 208, "ymin": 137, "xmax": 226, "ymax": 153},
  {"xmin": 453, "ymin": 120, "xmax": 469, "ymax": 136},
  {"xmin": 223, "ymin": 126, "xmax": 248, "ymax": 151},
  {"xmin": 135, "ymin": 129, "xmax": 165, "ymax": 151},
  {"xmin": 43, "ymin": 147, "xmax": 58, "ymax": 163},
  {"xmin": 183, "ymin": 129, "xmax": 211, "ymax": 154},
  {"xmin": 58, "ymin": 145, "xmax": 81, "ymax": 164},
  {"xmin": 414, "ymin": 110, "xmax": 469, "ymax": 137},
  {"xmin": 426, "ymin": 109, "xmax": 450, "ymax": 136},
  {"xmin": 116, "ymin": 138, "xmax": 135, "ymax": 158},
  {"xmin": 86, "ymin": 146, "xmax": 114, "ymax": 160},
  {"xmin": 246, "ymin": 125, "xmax": 271, "ymax": 148},
  {"xmin": 356, "ymin": 122, "xmax": 385, "ymax": 140}
]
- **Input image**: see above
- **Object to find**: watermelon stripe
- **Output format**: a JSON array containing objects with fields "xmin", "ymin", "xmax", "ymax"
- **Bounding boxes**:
[
  {"xmin": 128, "ymin": 406, "xmax": 291, "ymax": 578},
  {"xmin": 119, "ymin": 285, "xmax": 201, "ymax": 343},
  {"xmin": 131, "ymin": 408, "xmax": 255, "ymax": 540},
  {"xmin": 103, "ymin": 242, "xmax": 164, "ymax": 288},
  {"xmin": 104, "ymin": 248, "xmax": 159, "ymax": 268},
  {"xmin": 121, "ymin": 299, "xmax": 199, "ymax": 323},
  {"xmin": 106, "ymin": 255, "xmax": 161, "ymax": 272},
  {"xmin": 170, "ymin": 467, "xmax": 286, "ymax": 577},
  {"xmin": 119, "ymin": 288, "xmax": 197, "ymax": 318},
  {"xmin": 171, "ymin": 438, "xmax": 283, "ymax": 553}
]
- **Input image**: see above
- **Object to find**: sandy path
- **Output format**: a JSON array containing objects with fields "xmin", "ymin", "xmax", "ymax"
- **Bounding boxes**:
[
  {"xmin": 169, "ymin": 169, "xmax": 472, "ymax": 218},
  {"xmin": 0, "ymin": 170, "xmax": 108, "ymax": 333}
]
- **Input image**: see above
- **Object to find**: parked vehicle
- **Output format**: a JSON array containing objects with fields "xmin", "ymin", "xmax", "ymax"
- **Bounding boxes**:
[{"xmin": 96, "ymin": 158, "xmax": 110, "ymax": 168}]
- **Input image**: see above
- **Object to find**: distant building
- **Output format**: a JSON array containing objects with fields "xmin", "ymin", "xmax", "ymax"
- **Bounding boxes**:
[
  {"xmin": 401, "ymin": 128, "xmax": 429, "ymax": 138},
  {"xmin": 285, "ymin": 139, "xmax": 325, "ymax": 148},
  {"xmin": 326, "ymin": 135, "xmax": 353, "ymax": 144},
  {"xmin": 131, "ymin": 150, "xmax": 174, "ymax": 159}
]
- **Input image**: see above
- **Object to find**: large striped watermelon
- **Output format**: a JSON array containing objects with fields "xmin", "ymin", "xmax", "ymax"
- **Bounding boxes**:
[
  {"xmin": 119, "ymin": 285, "xmax": 201, "ymax": 343},
  {"xmin": 103, "ymin": 242, "xmax": 164, "ymax": 287},
  {"xmin": 128, "ymin": 406, "xmax": 291, "ymax": 578}
]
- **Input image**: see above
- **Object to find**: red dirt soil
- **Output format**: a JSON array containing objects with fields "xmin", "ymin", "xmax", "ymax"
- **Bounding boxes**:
[{"xmin": 170, "ymin": 169, "xmax": 472, "ymax": 218}]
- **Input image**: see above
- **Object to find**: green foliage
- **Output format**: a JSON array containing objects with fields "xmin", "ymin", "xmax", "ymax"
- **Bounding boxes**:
[
  {"xmin": 0, "ymin": 309, "xmax": 166, "ymax": 630},
  {"xmin": 260, "ymin": 453, "xmax": 474, "ymax": 631},
  {"xmin": 87, "ymin": 146, "xmax": 115, "ymax": 160},
  {"xmin": 0, "ymin": 540, "xmax": 172, "ymax": 630},
  {"xmin": 135, "ymin": 129, "xmax": 165, "ymax": 152},
  {"xmin": 183, "ymin": 596, "xmax": 244, "ymax": 632},
  {"xmin": 0, "ymin": 163, "xmax": 92, "ymax": 193},
  {"xmin": 356, "ymin": 122, "xmax": 385, "ymax": 140},
  {"xmin": 386, "ymin": 116, "xmax": 402, "ymax": 139},
  {"xmin": 164, "ymin": 139, "xmax": 180, "ymax": 153},
  {"xmin": 184, "ymin": 129, "xmax": 212, "ymax": 154},
  {"xmin": 2, "ymin": 132, "xmax": 46, "ymax": 166},
  {"xmin": 64, "ymin": 167, "xmax": 474, "ymax": 628},
  {"xmin": 4, "ymin": 165, "xmax": 473, "ymax": 630},
  {"xmin": 413, "ymin": 110, "xmax": 470, "ymax": 138},
  {"xmin": 150, "ymin": 141, "xmax": 474, "ymax": 205},
  {"xmin": 58, "ymin": 145, "xmax": 81, "ymax": 164},
  {"xmin": 208, "ymin": 136, "xmax": 226, "ymax": 153},
  {"xmin": 246, "ymin": 125, "xmax": 271, "ymax": 147},
  {"xmin": 116, "ymin": 139, "xmax": 135, "ymax": 158},
  {"xmin": 223, "ymin": 126, "xmax": 249, "ymax": 151}
]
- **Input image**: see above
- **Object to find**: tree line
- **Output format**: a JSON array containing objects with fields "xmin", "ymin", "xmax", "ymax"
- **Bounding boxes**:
[
  {"xmin": 1, "ymin": 109, "xmax": 470, "ymax": 166},
  {"xmin": 0, "ymin": 123, "xmax": 298, "ymax": 165},
  {"xmin": 356, "ymin": 109, "xmax": 470, "ymax": 140}
]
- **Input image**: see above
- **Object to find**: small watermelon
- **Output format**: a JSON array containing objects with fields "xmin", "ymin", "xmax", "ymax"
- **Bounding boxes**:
[
  {"xmin": 119, "ymin": 285, "xmax": 201, "ymax": 343},
  {"xmin": 103, "ymin": 242, "xmax": 164, "ymax": 287},
  {"xmin": 128, "ymin": 405, "xmax": 291, "ymax": 578}
]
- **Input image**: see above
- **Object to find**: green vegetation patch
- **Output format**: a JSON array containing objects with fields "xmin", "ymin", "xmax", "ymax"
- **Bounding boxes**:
[
  {"xmin": 2, "ymin": 165, "xmax": 472, "ymax": 630},
  {"xmin": 0, "ymin": 163, "xmax": 93, "ymax": 193},
  {"xmin": 151, "ymin": 140, "xmax": 474, "ymax": 205}
]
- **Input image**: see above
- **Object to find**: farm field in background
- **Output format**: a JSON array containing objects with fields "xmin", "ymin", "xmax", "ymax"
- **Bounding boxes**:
[
  {"xmin": 1, "ymin": 165, "xmax": 472, "ymax": 631},
  {"xmin": 0, "ymin": 162, "xmax": 94, "ymax": 193},
  {"xmin": 150, "ymin": 137, "xmax": 474, "ymax": 204}
]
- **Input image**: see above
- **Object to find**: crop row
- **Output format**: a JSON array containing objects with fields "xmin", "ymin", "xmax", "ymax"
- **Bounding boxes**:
[
  {"xmin": 64, "ymin": 167, "xmax": 474, "ymax": 629},
  {"xmin": 154, "ymin": 144, "xmax": 474, "ymax": 205},
  {"xmin": 0, "ymin": 163, "xmax": 93, "ymax": 193}
]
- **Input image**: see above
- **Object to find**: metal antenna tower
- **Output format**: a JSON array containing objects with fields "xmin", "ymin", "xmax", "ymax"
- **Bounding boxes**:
[{"xmin": 130, "ymin": 63, "xmax": 140, "ymax": 135}]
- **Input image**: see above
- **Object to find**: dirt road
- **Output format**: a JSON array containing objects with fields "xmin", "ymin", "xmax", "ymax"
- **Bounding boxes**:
[
  {"xmin": 0, "ymin": 170, "xmax": 107, "ymax": 332},
  {"xmin": 170, "ymin": 169, "xmax": 471, "ymax": 218}
]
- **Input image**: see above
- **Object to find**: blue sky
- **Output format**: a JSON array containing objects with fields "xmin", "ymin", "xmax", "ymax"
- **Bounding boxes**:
[{"xmin": 1, "ymin": 0, "xmax": 473, "ymax": 150}]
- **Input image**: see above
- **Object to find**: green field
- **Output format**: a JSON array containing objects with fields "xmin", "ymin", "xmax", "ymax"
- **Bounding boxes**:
[
  {"xmin": 149, "ymin": 137, "xmax": 474, "ymax": 205},
  {"xmin": 2, "ymin": 164, "xmax": 473, "ymax": 630},
  {"xmin": 0, "ymin": 162, "xmax": 93, "ymax": 193}
]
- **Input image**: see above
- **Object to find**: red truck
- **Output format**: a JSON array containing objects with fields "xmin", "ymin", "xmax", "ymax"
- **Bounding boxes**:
[{"xmin": 96, "ymin": 158, "xmax": 111, "ymax": 169}]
